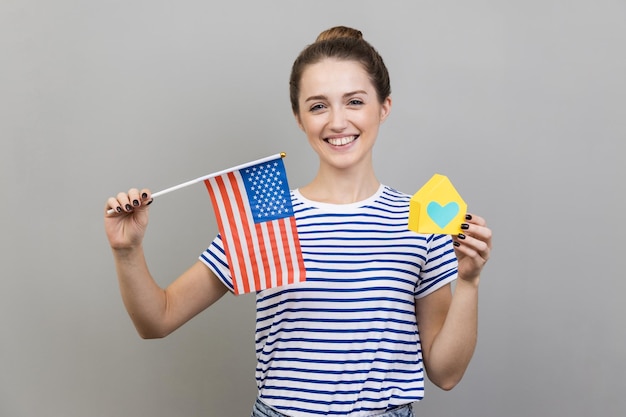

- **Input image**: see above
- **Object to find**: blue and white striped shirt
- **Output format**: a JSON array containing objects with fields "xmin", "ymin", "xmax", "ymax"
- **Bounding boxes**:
[{"xmin": 200, "ymin": 185, "xmax": 458, "ymax": 416}]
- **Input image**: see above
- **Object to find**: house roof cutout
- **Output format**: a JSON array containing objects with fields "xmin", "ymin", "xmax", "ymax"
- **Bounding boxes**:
[{"xmin": 408, "ymin": 174, "xmax": 467, "ymax": 235}]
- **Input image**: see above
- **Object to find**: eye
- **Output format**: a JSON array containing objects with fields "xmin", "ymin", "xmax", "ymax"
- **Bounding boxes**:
[
  {"xmin": 309, "ymin": 103, "xmax": 326, "ymax": 112},
  {"xmin": 348, "ymin": 99, "xmax": 364, "ymax": 106}
]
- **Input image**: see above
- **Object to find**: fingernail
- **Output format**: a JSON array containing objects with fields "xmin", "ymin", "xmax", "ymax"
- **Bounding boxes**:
[
  {"xmin": 116, "ymin": 206, "xmax": 122, "ymax": 213},
  {"xmin": 458, "ymin": 233, "xmax": 466, "ymax": 240},
  {"xmin": 465, "ymin": 214, "xmax": 472, "ymax": 220},
  {"xmin": 461, "ymin": 223, "xmax": 469, "ymax": 230},
  {"xmin": 146, "ymin": 199, "xmax": 153, "ymax": 206},
  {"xmin": 453, "ymin": 241, "xmax": 460, "ymax": 247},
  {"xmin": 142, "ymin": 193, "xmax": 148, "ymax": 199},
  {"xmin": 125, "ymin": 204, "xmax": 132, "ymax": 211},
  {"xmin": 133, "ymin": 199, "xmax": 139, "ymax": 207}
]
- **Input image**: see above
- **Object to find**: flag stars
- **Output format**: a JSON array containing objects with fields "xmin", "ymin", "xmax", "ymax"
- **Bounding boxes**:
[{"xmin": 242, "ymin": 160, "xmax": 293, "ymax": 222}]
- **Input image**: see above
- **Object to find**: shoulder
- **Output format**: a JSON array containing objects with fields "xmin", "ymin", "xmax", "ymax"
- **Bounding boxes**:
[
  {"xmin": 366, "ymin": 185, "xmax": 411, "ymax": 217},
  {"xmin": 379, "ymin": 185, "xmax": 411, "ymax": 203}
]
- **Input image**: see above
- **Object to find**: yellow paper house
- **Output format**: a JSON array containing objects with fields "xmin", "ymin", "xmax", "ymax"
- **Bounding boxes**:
[{"xmin": 408, "ymin": 174, "xmax": 467, "ymax": 235}]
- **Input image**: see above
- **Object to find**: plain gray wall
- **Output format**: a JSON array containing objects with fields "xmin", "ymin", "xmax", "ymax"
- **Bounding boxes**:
[{"xmin": 1, "ymin": 1, "xmax": 624, "ymax": 416}]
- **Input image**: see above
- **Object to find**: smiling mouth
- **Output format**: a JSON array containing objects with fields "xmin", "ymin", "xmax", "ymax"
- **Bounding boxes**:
[{"xmin": 325, "ymin": 135, "xmax": 358, "ymax": 146}]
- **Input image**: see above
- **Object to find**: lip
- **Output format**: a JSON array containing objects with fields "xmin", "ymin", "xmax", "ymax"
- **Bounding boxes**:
[{"xmin": 324, "ymin": 135, "xmax": 359, "ymax": 147}]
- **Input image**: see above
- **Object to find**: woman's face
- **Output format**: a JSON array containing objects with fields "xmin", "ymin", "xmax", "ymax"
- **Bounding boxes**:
[{"xmin": 295, "ymin": 58, "xmax": 391, "ymax": 172}]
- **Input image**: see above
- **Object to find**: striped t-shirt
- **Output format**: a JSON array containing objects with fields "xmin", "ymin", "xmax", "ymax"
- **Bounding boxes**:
[{"xmin": 200, "ymin": 185, "xmax": 458, "ymax": 417}]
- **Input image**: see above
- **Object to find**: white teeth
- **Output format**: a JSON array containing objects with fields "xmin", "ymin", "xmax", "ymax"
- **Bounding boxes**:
[{"xmin": 327, "ymin": 136, "xmax": 356, "ymax": 146}]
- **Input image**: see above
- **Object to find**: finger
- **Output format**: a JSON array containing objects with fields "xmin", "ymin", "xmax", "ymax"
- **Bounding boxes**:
[
  {"xmin": 467, "ymin": 224, "xmax": 492, "ymax": 244},
  {"xmin": 459, "ymin": 220, "xmax": 492, "ymax": 246},
  {"xmin": 127, "ymin": 188, "xmax": 141, "ymax": 209},
  {"xmin": 116, "ymin": 192, "xmax": 133, "ymax": 212},
  {"xmin": 139, "ymin": 188, "xmax": 153, "ymax": 207},
  {"xmin": 464, "ymin": 213, "xmax": 486, "ymax": 227},
  {"xmin": 454, "ymin": 233, "xmax": 490, "ymax": 261},
  {"xmin": 105, "ymin": 197, "xmax": 124, "ymax": 215}
]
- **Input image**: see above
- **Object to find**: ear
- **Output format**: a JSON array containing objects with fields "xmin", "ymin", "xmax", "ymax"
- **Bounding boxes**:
[
  {"xmin": 294, "ymin": 111, "xmax": 304, "ymax": 131},
  {"xmin": 379, "ymin": 96, "xmax": 392, "ymax": 123}
]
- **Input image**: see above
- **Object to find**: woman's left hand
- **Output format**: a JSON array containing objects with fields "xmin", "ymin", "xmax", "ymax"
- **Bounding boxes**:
[{"xmin": 451, "ymin": 213, "xmax": 492, "ymax": 283}]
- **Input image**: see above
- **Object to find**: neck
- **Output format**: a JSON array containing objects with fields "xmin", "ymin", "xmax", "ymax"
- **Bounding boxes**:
[{"xmin": 300, "ymin": 163, "xmax": 380, "ymax": 204}]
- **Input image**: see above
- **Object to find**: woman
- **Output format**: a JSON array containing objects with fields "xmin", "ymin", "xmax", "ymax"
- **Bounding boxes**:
[{"xmin": 104, "ymin": 26, "xmax": 492, "ymax": 417}]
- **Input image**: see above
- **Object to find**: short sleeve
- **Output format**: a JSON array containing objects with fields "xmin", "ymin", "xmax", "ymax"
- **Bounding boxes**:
[
  {"xmin": 199, "ymin": 234, "xmax": 235, "ymax": 293},
  {"xmin": 415, "ymin": 234, "xmax": 458, "ymax": 299}
]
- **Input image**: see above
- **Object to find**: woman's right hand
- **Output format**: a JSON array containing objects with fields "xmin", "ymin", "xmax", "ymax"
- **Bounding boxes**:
[{"xmin": 104, "ymin": 188, "xmax": 153, "ymax": 250}]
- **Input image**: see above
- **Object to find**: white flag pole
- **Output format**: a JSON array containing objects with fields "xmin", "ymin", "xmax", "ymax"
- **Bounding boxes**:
[{"xmin": 106, "ymin": 152, "xmax": 286, "ymax": 215}]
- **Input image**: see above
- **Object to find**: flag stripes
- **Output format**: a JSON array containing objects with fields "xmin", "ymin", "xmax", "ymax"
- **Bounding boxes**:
[{"xmin": 204, "ymin": 157, "xmax": 305, "ymax": 294}]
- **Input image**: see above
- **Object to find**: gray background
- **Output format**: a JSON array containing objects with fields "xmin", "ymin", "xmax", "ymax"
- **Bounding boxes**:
[{"xmin": 1, "ymin": 0, "xmax": 624, "ymax": 416}]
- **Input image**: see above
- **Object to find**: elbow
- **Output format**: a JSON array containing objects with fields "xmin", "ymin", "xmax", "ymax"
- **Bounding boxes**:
[
  {"xmin": 138, "ymin": 330, "xmax": 167, "ymax": 340},
  {"xmin": 428, "ymin": 370, "xmax": 465, "ymax": 391},
  {"xmin": 134, "ymin": 323, "xmax": 171, "ymax": 340},
  {"xmin": 127, "ymin": 312, "xmax": 173, "ymax": 339},
  {"xmin": 434, "ymin": 378, "xmax": 461, "ymax": 392}
]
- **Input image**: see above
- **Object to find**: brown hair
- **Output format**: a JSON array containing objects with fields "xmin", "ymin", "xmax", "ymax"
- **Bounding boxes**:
[{"xmin": 289, "ymin": 26, "xmax": 391, "ymax": 114}]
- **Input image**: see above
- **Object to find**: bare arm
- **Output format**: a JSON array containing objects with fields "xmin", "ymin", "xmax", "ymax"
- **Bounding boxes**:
[
  {"xmin": 415, "ymin": 278, "xmax": 478, "ymax": 390},
  {"xmin": 113, "ymin": 251, "xmax": 227, "ymax": 339},
  {"xmin": 415, "ymin": 213, "xmax": 491, "ymax": 390},
  {"xmin": 105, "ymin": 188, "xmax": 228, "ymax": 339}
]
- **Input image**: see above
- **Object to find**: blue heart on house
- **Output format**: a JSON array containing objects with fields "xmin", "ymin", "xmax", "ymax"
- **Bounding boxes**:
[{"xmin": 427, "ymin": 201, "xmax": 460, "ymax": 228}]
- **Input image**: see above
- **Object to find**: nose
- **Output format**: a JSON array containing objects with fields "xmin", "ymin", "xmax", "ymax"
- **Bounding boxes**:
[{"xmin": 328, "ymin": 108, "xmax": 348, "ymax": 131}]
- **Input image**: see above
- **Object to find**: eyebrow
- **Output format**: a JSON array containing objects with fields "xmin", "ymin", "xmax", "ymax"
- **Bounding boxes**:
[{"xmin": 304, "ymin": 90, "xmax": 369, "ymax": 103}]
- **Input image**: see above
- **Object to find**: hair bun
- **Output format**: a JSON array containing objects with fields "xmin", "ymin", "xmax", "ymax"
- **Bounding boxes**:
[{"xmin": 315, "ymin": 26, "xmax": 363, "ymax": 42}]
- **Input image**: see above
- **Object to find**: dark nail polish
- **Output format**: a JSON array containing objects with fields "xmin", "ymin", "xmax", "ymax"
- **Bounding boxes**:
[
  {"xmin": 453, "ymin": 241, "xmax": 460, "ymax": 247},
  {"xmin": 116, "ymin": 206, "xmax": 122, "ymax": 213},
  {"xmin": 146, "ymin": 199, "xmax": 153, "ymax": 206},
  {"xmin": 142, "ymin": 193, "xmax": 148, "ymax": 199},
  {"xmin": 465, "ymin": 214, "xmax": 472, "ymax": 220},
  {"xmin": 458, "ymin": 233, "xmax": 466, "ymax": 240},
  {"xmin": 461, "ymin": 223, "xmax": 469, "ymax": 230},
  {"xmin": 133, "ymin": 199, "xmax": 139, "ymax": 206},
  {"xmin": 125, "ymin": 204, "xmax": 132, "ymax": 211}
]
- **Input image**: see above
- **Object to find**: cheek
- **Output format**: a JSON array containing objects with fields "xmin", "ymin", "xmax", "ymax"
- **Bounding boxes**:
[{"xmin": 299, "ymin": 117, "xmax": 322, "ymax": 136}]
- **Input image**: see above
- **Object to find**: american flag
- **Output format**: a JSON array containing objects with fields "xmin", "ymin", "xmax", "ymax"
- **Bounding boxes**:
[{"xmin": 204, "ymin": 156, "xmax": 306, "ymax": 294}]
